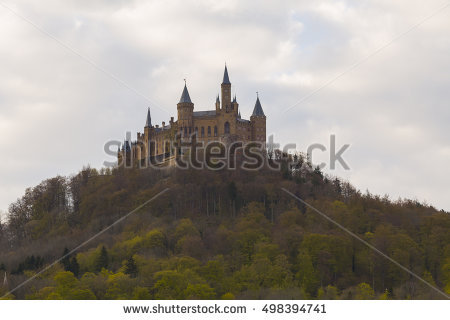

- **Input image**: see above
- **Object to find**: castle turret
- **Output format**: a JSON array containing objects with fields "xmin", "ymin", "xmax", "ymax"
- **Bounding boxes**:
[
  {"xmin": 250, "ymin": 93, "xmax": 266, "ymax": 143},
  {"xmin": 144, "ymin": 107, "xmax": 152, "ymax": 158},
  {"xmin": 215, "ymin": 94, "xmax": 220, "ymax": 112},
  {"xmin": 221, "ymin": 65, "xmax": 231, "ymax": 112},
  {"xmin": 231, "ymin": 94, "xmax": 239, "ymax": 116},
  {"xmin": 177, "ymin": 82, "xmax": 194, "ymax": 138},
  {"xmin": 145, "ymin": 107, "xmax": 152, "ymax": 128}
]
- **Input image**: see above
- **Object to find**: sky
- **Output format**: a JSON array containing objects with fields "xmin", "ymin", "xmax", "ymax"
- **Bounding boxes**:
[{"xmin": 1, "ymin": 0, "xmax": 450, "ymax": 218}]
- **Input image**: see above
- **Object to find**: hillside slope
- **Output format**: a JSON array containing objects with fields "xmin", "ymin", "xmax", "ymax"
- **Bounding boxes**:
[{"xmin": 1, "ymin": 159, "xmax": 449, "ymax": 299}]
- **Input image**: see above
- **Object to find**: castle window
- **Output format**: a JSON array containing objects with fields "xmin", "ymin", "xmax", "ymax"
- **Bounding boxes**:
[
  {"xmin": 189, "ymin": 127, "xmax": 192, "ymax": 134},
  {"xmin": 208, "ymin": 126, "xmax": 211, "ymax": 137},
  {"xmin": 184, "ymin": 127, "xmax": 187, "ymax": 136},
  {"xmin": 224, "ymin": 121, "xmax": 230, "ymax": 134},
  {"xmin": 201, "ymin": 127, "xmax": 205, "ymax": 137},
  {"xmin": 214, "ymin": 126, "xmax": 218, "ymax": 137}
]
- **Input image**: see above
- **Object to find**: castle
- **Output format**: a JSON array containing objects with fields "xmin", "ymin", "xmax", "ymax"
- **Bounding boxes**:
[{"xmin": 118, "ymin": 65, "xmax": 266, "ymax": 166}]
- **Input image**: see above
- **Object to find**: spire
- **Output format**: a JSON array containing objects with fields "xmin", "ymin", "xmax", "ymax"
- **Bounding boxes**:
[
  {"xmin": 233, "ymin": 94, "xmax": 237, "ymax": 103},
  {"xmin": 252, "ymin": 93, "xmax": 265, "ymax": 117},
  {"xmin": 238, "ymin": 110, "xmax": 241, "ymax": 118},
  {"xmin": 222, "ymin": 64, "xmax": 230, "ymax": 84},
  {"xmin": 216, "ymin": 94, "xmax": 220, "ymax": 103},
  {"xmin": 145, "ymin": 107, "xmax": 152, "ymax": 127},
  {"xmin": 124, "ymin": 140, "xmax": 131, "ymax": 152},
  {"xmin": 179, "ymin": 81, "xmax": 192, "ymax": 103}
]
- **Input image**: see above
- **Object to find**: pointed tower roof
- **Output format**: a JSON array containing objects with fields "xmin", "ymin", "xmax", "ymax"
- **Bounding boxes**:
[
  {"xmin": 238, "ymin": 110, "xmax": 241, "ymax": 118},
  {"xmin": 252, "ymin": 94, "xmax": 265, "ymax": 117},
  {"xmin": 222, "ymin": 64, "xmax": 231, "ymax": 84},
  {"xmin": 179, "ymin": 83, "xmax": 192, "ymax": 103},
  {"xmin": 145, "ymin": 107, "xmax": 152, "ymax": 127},
  {"xmin": 216, "ymin": 94, "xmax": 220, "ymax": 103},
  {"xmin": 233, "ymin": 94, "xmax": 237, "ymax": 103}
]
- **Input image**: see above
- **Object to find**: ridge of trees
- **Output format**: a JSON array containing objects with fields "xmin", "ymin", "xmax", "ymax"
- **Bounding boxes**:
[{"xmin": 0, "ymin": 153, "xmax": 449, "ymax": 299}]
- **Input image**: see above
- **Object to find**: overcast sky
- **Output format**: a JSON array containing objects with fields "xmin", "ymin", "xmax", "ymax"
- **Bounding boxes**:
[{"xmin": 1, "ymin": 0, "xmax": 450, "ymax": 217}]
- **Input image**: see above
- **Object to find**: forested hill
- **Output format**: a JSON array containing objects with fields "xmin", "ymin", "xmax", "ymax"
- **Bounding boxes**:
[{"xmin": 0, "ymin": 157, "xmax": 449, "ymax": 300}]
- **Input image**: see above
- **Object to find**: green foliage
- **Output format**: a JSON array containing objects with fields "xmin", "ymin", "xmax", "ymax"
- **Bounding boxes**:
[
  {"xmin": 317, "ymin": 285, "xmax": 339, "ymax": 299},
  {"xmin": 12, "ymin": 255, "xmax": 44, "ymax": 274},
  {"xmin": 152, "ymin": 270, "xmax": 188, "ymax": 299},
  {"xmin": 105, "ymin": 272, "xmax": 136, "ymax": 299},
  {"xmin": 354, "ymin": 283, "xmax": 375, "ymax": 300},
  {"xmin": 184, "ymin": 283, "xmax": 215, "ymax": 299},
  {"xmin": 124, "ymin": 256, "xmax": 138, "ymax": 278},
  {"xmin": 94, "ymin": 246, "xmax": 109, "ymax": 272},
  {"xmin": 295, "ymin": 250, "xmax": 319, "ymax": 297},
  {"xmin": 2, "ymin": 165, "xmax": 450, "ymax": 300},
  {"xmin": 132, "ymin": 287, "xmax": 151, "ymax": 299},
  {"xmin": 221, "ymin": 292, "xmax": 235, "ymax": 300},
  {"xmin": 30, "ymin": 271, "xmax": 96, "ymax": 299}
]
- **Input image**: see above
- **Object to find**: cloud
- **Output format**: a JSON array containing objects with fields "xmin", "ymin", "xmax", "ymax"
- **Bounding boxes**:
[{"xmin": 1, "ymin": 0, "xmax": 450, "ymax": 216}]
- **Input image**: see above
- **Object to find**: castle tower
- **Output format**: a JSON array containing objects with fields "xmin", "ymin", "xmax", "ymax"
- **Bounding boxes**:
[
  {"xmin": 177, "ymin": 82, "xmax": 194, "ymax": 138},
  {"xmin": 215, "ymin": 94, "xmax": 220, "ymax": 112},
  {"xmin": 231, "ymin": 94, "xmax": 239, "ymax": 116},
  {"xmin": 250, "ymin": 93, "xmax": 266, "ymax": 143},
  {"xmin": 221, "ymin": 65, "xmax": 231, "ymax": 113},
  {"xmin": 144, "ymin": 107, "xmax": 152, "ymax": 158}
]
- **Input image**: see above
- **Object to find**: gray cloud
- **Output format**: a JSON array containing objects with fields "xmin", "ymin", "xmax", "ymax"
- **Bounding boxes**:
[{"xmin": 1, "ymin": 0, "xmax": 450, "ymax": 217}]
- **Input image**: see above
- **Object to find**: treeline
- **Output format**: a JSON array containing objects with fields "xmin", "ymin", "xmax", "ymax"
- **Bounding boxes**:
[{"xmin": 0, "ymin": 154, "xmax": 449, "ymax": 299}]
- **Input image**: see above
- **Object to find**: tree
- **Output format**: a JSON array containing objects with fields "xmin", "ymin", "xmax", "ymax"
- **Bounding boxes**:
[
  {"xmin": 95, "ymin": 246, "xmax": 109, "ymax": 272},
  {"xmin": 354, "ymin": 283, "xmax": 375, "ymax": 300},
  {"xmin": 132, "ymin": 287, "xmax": 151, "ymax": 299},
  {"xmin": 61, "ymin": 247, "xmax": 71, "ymax": 271},
  {"xmin": 105, "ymin": 272, "xmax": 136, "ymax": 299},
  {"xmin": 295, "ymin": 250, "xmax": 319, "ymax": 297},
  {"xmin": 124, "ymin": 256, "xmax": 138, "ymax": 278},
  {"xmin": 228, "ymin": 181, "xmax": 237, "ymax": 217},
  {"xmin": 184, "ymin": 283, "xmax": 215, "ymax": 299},
  {"xmin": 69, "ymin": 257, "xmax": 80, "ymax": 277}
]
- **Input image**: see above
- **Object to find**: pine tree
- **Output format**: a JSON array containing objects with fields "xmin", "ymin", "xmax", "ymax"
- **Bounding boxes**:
[
  {"xmin": 95, "ymin": 246, "xmax": 108, "ymax": 272},
  {"xmin": 124, "ymin": 256, "xmax": 138, "ymax": 278},
  {"xmin": 61, "ymin": 247, "xmax": 71, "ymax": 271},
  {"xmin": 69, "ymin": 257, "xmax": 80, "ymax": 277}
]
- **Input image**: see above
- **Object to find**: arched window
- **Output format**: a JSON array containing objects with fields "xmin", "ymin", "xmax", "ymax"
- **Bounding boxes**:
[
  {"xmin": 224, "ymin": 121, "xmax": 230, "ymax": 134},
  {"xmin": 208, "ymin": 126, "xmax": 211, "ymax": 137},
  {"xmin": 184, "ymin": 127, "xmax": 187, "ymax": 136},
  {"xmin": 201, "ymin": 127, "xmax": 205, "ymax": 137},
  {"xmin": 214, "ymin": 126, "xmax": 218, "ymax": 137}
]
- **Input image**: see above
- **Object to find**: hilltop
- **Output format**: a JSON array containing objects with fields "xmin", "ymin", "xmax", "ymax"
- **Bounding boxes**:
[{"xmin": 0, "ymin": 155, "xmax": 449, "ymax": 299}]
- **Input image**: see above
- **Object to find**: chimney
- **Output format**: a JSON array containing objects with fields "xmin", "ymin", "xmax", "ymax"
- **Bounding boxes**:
[
  {"xmin": 162, "ymin": 121, "xmax": 165, "ymax": 128},
  {"xmin": 170, "ymin": 117, "xmax": 174, "ymax": 123}
]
